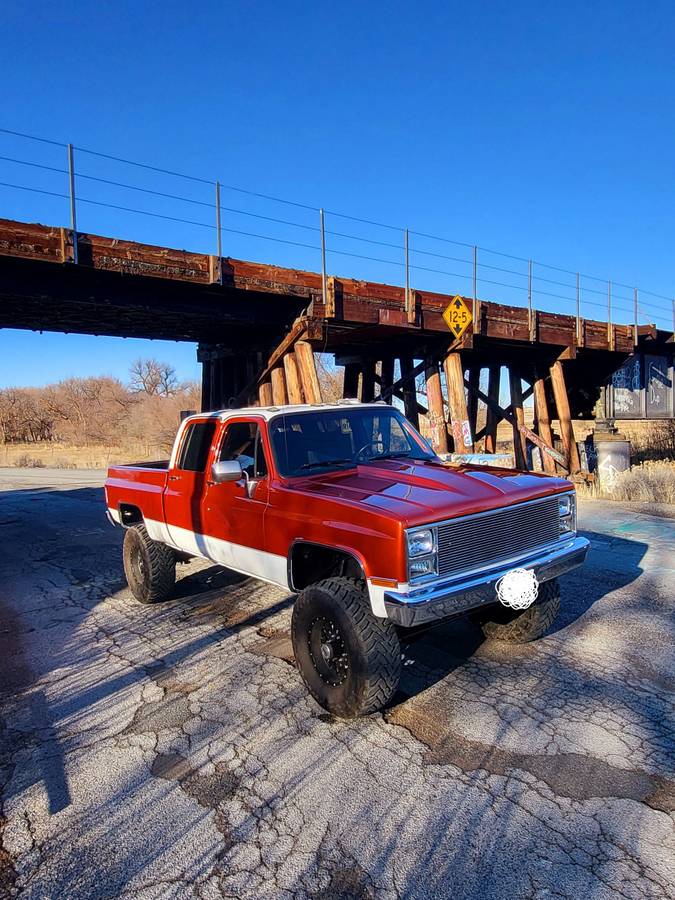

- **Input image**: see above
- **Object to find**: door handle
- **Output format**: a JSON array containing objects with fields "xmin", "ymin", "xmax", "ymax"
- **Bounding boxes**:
[{"xmin": 168, "ymin": 474, "xmax": 180, "ymax": 482}]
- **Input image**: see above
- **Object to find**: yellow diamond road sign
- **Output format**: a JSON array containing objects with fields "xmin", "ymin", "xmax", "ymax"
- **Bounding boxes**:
[{"xmin": 442, "ymin": 295, "xmax": 473, "ymax": 338}]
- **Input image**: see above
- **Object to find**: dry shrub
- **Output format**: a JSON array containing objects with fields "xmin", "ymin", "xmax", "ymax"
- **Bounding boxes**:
[
  {"xmin": 630, "ymin": 420, "xmax": 675, "ymax": 463},
  {"xmin": 13, "ymin": 454, "xmax": 45, "ymax": 468},
  {"xmin": 601, "ymin": 461, "xmax": 675, "ymax": 504},
  {"xmin": 53, "ymin": 458, "xmax": 77, "ymax": 469}
]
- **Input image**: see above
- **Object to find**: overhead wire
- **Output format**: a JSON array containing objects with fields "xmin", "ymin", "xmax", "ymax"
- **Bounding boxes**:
[{"xmin": 1, "ymin": 127, "xmax": 673, "ymax": 325}]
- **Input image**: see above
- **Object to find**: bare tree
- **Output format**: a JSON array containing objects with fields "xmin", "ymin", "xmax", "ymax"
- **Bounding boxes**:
[
  {"xmin": 316, "ymin": 355, "xmax": 344, "ymax": 403},
  {"xmin": 0, "ymin": 388, "xmax": 54, "ymax": 443},
  {"xmin": 129, "ymin": 359, "xmax": 178, "ymax": 397}
]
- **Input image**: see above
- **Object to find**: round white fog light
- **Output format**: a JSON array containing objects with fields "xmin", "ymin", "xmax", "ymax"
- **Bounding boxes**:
[{"xmin": 495, "ymin": 568, "xmax": 539, "ymax": 610}]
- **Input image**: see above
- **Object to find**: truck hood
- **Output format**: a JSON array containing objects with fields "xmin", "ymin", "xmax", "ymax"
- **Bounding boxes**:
[{"xmin": 288, "ymin": 458, "xmax": 572, "ymax": 528}]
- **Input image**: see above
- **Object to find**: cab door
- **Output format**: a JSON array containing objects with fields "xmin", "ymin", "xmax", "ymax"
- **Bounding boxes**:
[
  {"xmin": 163, "ymin": 417, "xmax": 218, "ymax": 553},
  {"xmin": 200, "ymin": 417, "xmax": 285, "ymax": 584}
]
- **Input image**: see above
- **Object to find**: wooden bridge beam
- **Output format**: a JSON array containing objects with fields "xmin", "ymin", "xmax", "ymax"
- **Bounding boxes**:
[
  {"xmin": 533, "ymin": 369, "xmax": 556, "ymax": 474},
  {"xmin": 399, "ymin": 356, "xmax": 420, "ymax": 429},
  {"xmin": 508, "ymin": 368, "xmax": 529, "ymax": 470},
  {"xmin": 284, "ymin": 353, "xmax": 304, "ymax": 404},
  {"xmin": 359, "ymin": 361, "xmax": 377, "ymax": 403},
  {"xmin": 444, "ymin": 352, "xmax": 472, "ymax": 452},
  {"xmin": 270, "ymin": 367, "xmax": 288, "ymax": 405},
  {"xmin": 380, "ymin": 358, "xmax": 395, "ymax": 404},
  {"xmin": 466, "ymin": 367, "xmax": 480, "ymax": 442},
  {"xmin": 295, "ymin": 341, "xmax": 322, "ymax": 404},
  {"xmin": 343, "ymin": 363, "xmax": 360, "ymax": 399},
  {"xmin": 425, "ymin": 358, "xmax": 449, "ymax": 454},
  {"xmin": 483, "ymin": 365, "xmax": 500, "ymax": 453},
  {"xmin": 550, "ymin": 360, "xmax": 581, "ymax": 474},
  {"xmin": 259, "ymin": 381, "xmax": 273, "ymax": 406}
]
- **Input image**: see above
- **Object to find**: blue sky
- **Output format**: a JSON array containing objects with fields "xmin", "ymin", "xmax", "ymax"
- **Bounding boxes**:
[{"xmin": 1, "ymin": 0, "xmax": 674, "ymax": 388}]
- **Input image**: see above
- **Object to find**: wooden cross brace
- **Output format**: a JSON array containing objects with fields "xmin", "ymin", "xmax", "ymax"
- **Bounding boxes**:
[{"xmin": 463, "ymin": 377, "xmax": 568, "ymax": 470}]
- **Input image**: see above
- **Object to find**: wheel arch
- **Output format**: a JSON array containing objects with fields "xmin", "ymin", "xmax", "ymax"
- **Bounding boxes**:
[
  {"xmin": 118, "ymin": 503, "xmax": 144, "ymax": 527},
  {"xmin": 288, "ymin": 540, "xmax": 367, "ymax": 593}
]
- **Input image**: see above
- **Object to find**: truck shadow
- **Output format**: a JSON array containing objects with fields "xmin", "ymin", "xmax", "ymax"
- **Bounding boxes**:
[
  {"xmin": 168, "ymin": 525, "xmax": 650, "ymax": 715},
  {"xmin": 392, "ymin": 526, "xmax": 648, "ymax": 705},
  {"xmin": 3, "ymin": 482, "xmax": 670, "ymax": 899},
  {"xmin": 0, "ymin": 481, "xmax": 651, "ymax": 830}
]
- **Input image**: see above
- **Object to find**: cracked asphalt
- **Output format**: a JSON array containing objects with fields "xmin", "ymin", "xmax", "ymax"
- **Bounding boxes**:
[{"xmin": 0, "ymin": 468, "xmax": 673, "ymax": 899}]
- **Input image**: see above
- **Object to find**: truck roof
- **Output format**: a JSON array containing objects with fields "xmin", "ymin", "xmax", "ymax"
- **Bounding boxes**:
[{"xmin": 185, "ymin": 399, "xmax": 389, "ymax": 423}]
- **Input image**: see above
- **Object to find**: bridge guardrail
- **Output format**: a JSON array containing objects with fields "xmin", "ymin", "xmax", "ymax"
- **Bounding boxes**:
[{"xmin": 0, "ymin": 126, "xmax": 673, "ymax": 335}]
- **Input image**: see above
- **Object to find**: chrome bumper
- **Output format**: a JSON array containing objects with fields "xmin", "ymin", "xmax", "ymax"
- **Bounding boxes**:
[{"xmin": 384, "ymin": 535, "xmax": 590, "ymax": 628}]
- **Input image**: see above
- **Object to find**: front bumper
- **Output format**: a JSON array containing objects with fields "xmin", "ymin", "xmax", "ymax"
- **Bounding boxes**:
[{"xmin": 384, "ymin": 535, "xmax": 589, "ymax": 627}]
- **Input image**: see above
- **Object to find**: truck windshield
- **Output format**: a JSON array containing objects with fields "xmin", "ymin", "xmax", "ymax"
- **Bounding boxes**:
[{"xmin": 269, "ymin": 407, "xmax": 435, "ymax": 477}]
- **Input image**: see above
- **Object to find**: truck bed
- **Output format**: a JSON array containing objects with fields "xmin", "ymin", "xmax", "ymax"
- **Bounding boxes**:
[
  {"xmin": 105, "ymin": 461, "xmax": 170, "ymax": 525},
  {"xmin": 115, "ymin": 459, "xmax": 170, "ymax": 470}
]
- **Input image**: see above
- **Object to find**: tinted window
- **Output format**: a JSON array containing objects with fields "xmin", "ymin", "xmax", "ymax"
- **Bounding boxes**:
[
  {"xmin": 219, "ymin": 421, "xmax": 267, "ymax": 478},
  {"xmin": 269, "ymin": 408, "xmax": 434, "ymax": 476},
  {"xmin": 176, "ymin": 420, "xmax": 216, "ymax": 472}
]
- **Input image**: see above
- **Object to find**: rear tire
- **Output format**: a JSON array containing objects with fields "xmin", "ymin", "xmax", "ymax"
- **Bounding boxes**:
[
  {"xmin": 291, "ymin": 577, "xmax": 401, "ymax": 718},
  {"xmin": 479, "ymin": 577, "xmax": 560, "ymax": 643},
  {"xmin": 123, "ymin": 523, "xmax": 176, "ymax": 604}
]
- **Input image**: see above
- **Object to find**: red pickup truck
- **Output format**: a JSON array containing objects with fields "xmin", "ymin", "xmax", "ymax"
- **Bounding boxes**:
[{"xmin": 105, "ymin": 401, "xmax": 588, "ymax": 717}]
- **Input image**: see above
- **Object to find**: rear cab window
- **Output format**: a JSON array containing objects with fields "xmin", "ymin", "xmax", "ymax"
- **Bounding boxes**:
[{"xmin": 176, "ymin": 420, "xmax": 217, "ymax": 471}]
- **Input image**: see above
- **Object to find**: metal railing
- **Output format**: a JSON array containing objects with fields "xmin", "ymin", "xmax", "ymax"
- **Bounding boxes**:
[{"xmin": 1, "ymin": 126, "xmax": 674, "ymax": 336}]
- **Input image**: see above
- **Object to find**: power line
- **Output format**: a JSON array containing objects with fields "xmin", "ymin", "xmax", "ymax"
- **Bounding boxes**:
[
  {"xmin": 75, "ymin": 145, "xmax": 320, "ymax": 212},
  {"xmin": 324, "ymin": 208, "xmax": 404, "ymax": 233},
  {"xmin": 409, "ymin": 229, "xmax": 474, "ymax": 250},
  {"xmin": 0, "ymin": 127, "xmax": 320, "ymax": 210},
  {"xmin": 0, "ymin": 127, "xmax": 67, "ymax": 148},
  {"xmin": 1, "ymin": 128, "xmax": 673, "ymax": 321}
]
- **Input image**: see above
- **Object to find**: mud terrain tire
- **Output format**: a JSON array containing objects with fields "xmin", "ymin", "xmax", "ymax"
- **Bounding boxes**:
[
  {"xmin": 292, "ymin": 577, "xmax": 401, "ymax": 718},
  {"xmin": 123, "ymin": 523, "xmax": 176, "ymax": 604},
  {"xmin": 479, "ymin": 577, "xmax": 560, "ymax": 643}
]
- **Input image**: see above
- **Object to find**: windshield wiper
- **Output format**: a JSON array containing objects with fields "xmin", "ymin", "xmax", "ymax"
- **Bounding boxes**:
[
  {"xmin": 297, "ymin": 458, "xmax": 355, "ymax": 472},
  {"xmin": 364, "ymin": 451, "xmax": 412, "ymax": 461}
]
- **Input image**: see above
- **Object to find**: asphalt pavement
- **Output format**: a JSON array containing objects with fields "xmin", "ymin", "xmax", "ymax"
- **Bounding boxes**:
[{"xmin": 0, "ymin": 468, "xmax": 673, "ymax": 899}]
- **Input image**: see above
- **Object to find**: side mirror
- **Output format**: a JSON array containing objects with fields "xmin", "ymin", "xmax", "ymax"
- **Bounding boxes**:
[{"xmin": 210, "ymin": 459, "xmax": 243, "ymax": 484}]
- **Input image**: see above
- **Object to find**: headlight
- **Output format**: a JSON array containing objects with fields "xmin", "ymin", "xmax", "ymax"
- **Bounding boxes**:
[
  {"xmin": 559, "ymin": 493, "xmax": 576, "ymax": 534},
  {"xmin": 409, "ymin": 556, "xmax": 438, "ymax": 578},
  {"xmin": 407, "ymin": 528, "xmax": 438, "ymax": 582},
  {"xmin": 408, "ymin": 529, "xmax": 435, "ymax": 557}
]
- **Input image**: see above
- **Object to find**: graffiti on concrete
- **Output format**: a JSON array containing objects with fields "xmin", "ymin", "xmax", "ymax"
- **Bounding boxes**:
[
  {"xmin": 611, "ymin": 356, "xmax": 641, "ymax": 416},
  {"xmin": 645, "ymin": 355, "xmax": 672, "ymax": 415}
]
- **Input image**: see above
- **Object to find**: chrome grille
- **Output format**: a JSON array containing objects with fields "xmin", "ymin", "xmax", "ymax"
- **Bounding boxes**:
[{"xmin": 436, "ymin": 496, "xmax": 561, "ymax": 578}]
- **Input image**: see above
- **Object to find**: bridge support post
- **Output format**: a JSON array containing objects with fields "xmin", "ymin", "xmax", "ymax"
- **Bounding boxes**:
[
  {"xmin": 359, "ymin": 361, "xmax": 376, "ymax": 403},
  {"xmin": 533, "ymin": 369, "xmax": 557, "ymax": 474},
  {"xmin": 198, "ymin": 345, "xmax": 264, "ymax": 411},
  {"xmin": 550, "ymin": 359, "xmax": 581, "ymax": 474},
  {"xmin": 343, "ymin": 363, "xmax": 360, "ymax": 399},
  {"xmin": 283, "ymin": 353, "xmax": 304, "ymax": 404},
  {"xmin": 425, "ymin": 358, "xmax": 448, "ymax": 454},
  {"xmin": 508, "ymin": 368, "xmax": 529, "ymax": 470},
  {"xmin": 201, "ymin": 358, "xmax": 213, "ymax": 413},
  {"xmin": 380, "ymin": 358, "xmax": 395, "ymax": 404},
  {"xmin": 295, "ymin": 341, "xmax": 323, "ymax": 403},
  {"xmin": 444, "ymin": 352, "xmax": 471, "ymax": 453},
  {"xmin": 399, "ymin": 357, "xmax": 419, "ymax": 429},
  {"xmin": 271, "ymin": 366, "xmax": 288, "ymax": 405},
  {"xmin": 259, "ymin": 382, "xmax": 273, "ymax": 406},
  {"xmin": 466, "ymin": 367, "xmax": 480, "ymax": 444},
  {"xmin": 484, "ymin": 365, "xmax": 500, "ymax": 454}
]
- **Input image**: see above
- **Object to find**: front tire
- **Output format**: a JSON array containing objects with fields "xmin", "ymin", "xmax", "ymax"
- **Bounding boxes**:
[
  {"xmin": 479, "ymin": 577, "xmax": 560, "ymax": 643},
  {"xmin": 291, "ymin": 577, "xmax": 401, "ymax": 718},
  {"xmin": 123, "ymin": 523, "xmax": 176, "ymax": 604}
]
